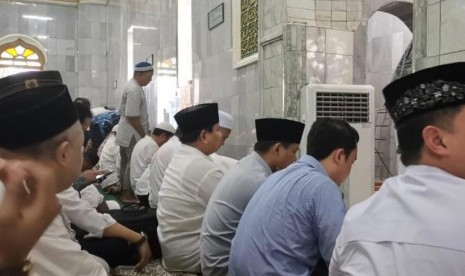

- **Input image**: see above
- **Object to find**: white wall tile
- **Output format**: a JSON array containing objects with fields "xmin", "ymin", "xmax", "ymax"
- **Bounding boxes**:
[
  {"xmin": 440, "ymin": 0, "xmax": 465, "ymax": 54},
  {"xmin": 427, "ymin": 3, "xmax": 440, "ymax": 56},
  {"xmin": 326, "ymin": 29, "xmax": 353, "ymax": 55},
  {"xmin": 287, "ymin": 0, "xmax": 315, "ymax": 10},
  {"xmin": 326, "ymin": 54, "xmax": 353, "ymax": 84}
]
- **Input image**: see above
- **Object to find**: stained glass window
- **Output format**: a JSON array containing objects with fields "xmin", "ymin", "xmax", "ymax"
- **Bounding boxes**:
[
  {"xmin": 0, "ymin": 39, "xmax": 44, "ymax": 69},
  {"xmin": 240, "ymin": 0, "xmax": 258, "ymax": 59}
]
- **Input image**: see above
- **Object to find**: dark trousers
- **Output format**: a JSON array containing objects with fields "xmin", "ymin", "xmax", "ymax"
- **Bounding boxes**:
[
  {"xmin": 137, "ymin": 194, "xmax": 150, "ymax": 208},
  {"xmin": 74, "ymin": 227, "xmax": 139, "ymax": 268}
]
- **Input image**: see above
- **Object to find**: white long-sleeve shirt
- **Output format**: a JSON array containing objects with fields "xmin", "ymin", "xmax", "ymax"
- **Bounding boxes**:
[
  {"xmin": 148, "ymin": 136, "xmax": 180, "ymax": 208},
  {"xmin": 157, "ymin": 144, "xmax": 224, "ymax": 273},
  {"xmin": 57, "ymin": 187, "xmax": 116, "ymax": 238},
  {"xmin": 330, "ymin": 165, "xmax": 465, "ymax": 276},
  {"xmin": 28, "ymin": 212, "xmax": 108, "ymax": 276},
  {"xmin": 130, "ymin": 135, "xmax": 159, "ymax": 195}
]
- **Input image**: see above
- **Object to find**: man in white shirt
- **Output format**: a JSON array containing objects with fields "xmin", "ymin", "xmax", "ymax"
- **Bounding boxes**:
[
  {"xmin": 58, "ymin": 187, "xmax": 151, "ymax": 271},
  {"xmin": 157, "ymin": 103, "xmax": 224, "ymax": 273},
  {"xmin": 0, "ymin": 71, "xmax": 108, "ymax": 275},
  {"xmin": 97, "ymin": 125, "xmax": 120, "ymax": 189},
  {"xmin": 201, "ymin": 118, "xmax": 304, "ymax": 276},
  {"xmin": 130, "ymin": 122, "xmax": 175, "ymax": 206},
  {"xmin": 148, "ymin": 110, "xmax": 235, "ymax": 209},
  {"xmin": 330, "ymin": 62, "xmax": 465, "ymax": 276},
  {"xmin": 115, "ymin": 62, "xmax": 153, "ymax": 202},
  {"xmin": 148, "ymin": 131, "xmax": 181, "ymax": 209}
]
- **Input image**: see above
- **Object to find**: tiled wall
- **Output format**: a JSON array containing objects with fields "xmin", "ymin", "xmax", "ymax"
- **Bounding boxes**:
[
  {"xmin": 0, "ymin": 1, "xmax": 176, "ymax": 130},
  {"xmin": 414, "ymin": 0, "xmax": 465, "ymax": 70},
  {"xmin": 260, "ymin": 0, "xmax": 359, "ymax": 123},
  {"xmin": 366, "ymin": 11, "xmax": 412, "ymax": 108},
  {"xmin": 192, "ymin": 0, "xmax": 259, "ymax": 159},
  {"xmin": 287, "ymin": 0, "xmax": 364, "ymax": 31},
  {"xmin": 0, "ymin": 2, "xmax": 77, "ymax": 97}
]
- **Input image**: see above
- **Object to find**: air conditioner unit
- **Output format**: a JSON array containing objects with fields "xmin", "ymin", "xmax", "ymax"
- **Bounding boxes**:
[{"xmin": 300, "ymin": 84, "xmax": 375, "ymax": 207}]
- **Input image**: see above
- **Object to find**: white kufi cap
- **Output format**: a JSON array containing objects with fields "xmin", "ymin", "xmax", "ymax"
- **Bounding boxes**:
[{"xmin": 218, "ymin": 110, "xmax": 233, "ymax": 130}]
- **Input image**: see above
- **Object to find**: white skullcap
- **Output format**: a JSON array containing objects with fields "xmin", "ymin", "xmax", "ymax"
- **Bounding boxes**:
[
  {"xmin": 155, "ymin": 122, "xmax": 176, "ymax": 134},
  {"xmin": 219, "ymin": 110, "xmax": 233, "ymax": 129}
]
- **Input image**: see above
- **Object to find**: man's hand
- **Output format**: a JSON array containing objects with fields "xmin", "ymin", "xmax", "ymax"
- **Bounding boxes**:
[
  {"xmin": 80, "ymin": 169, "xmax": 101, "ymax": 184},
  {"xmin": 0, "ymin": 158, "xmax": 60, "ymax": 267}
]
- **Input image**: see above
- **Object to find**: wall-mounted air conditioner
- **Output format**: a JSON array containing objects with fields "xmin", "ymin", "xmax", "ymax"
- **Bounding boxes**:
[{"xmin": 300, "ymin": 84, "xmax": 375, "ymax": 207}]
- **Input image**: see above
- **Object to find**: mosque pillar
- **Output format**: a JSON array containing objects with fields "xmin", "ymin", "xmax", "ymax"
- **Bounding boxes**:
[{"xmin": 259, "ymin": 0, "xmax": 364, "ymax": 120}]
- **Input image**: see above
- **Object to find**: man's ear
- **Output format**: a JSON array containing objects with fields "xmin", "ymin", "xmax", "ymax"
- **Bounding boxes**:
[
  {"xmin": 333, "ymin": 148, "xmax": 346, "ymax": 165},
  {"xmin": 199, "ymin": 129, "xmax": 208, "ymax": 144},
  {"xmin": 422, "ymin": 125, "xmax": 449, "ymax": 157},
  {"xmin": 53, "ymin": 141, "xmax": 71, "ymax": 167},
  {"xmin": 272, "ymin": 142, "xmax": 282, "ymax": 155}
]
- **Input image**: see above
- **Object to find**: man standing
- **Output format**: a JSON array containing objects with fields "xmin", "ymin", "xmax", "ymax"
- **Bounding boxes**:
[
  {"xmin": 116, "ymin": 61, "xmax": 153, "ymax": 202},
  {"xmin": 330, "ymin": 62, "xmax": 465, "ymax": 275},
  {"xmin": 130, "ymin": 122, "xmax": 175, "ymax": 206},
  {"xmin": 229, "ymin": 118, "xmax": 359, "ymax": 276},
  {"xmin": 157, "ymin": 103, "xmax": 224, "ymax": 274},
  {"xmin": 201, "ymin": 118, "xmax": 304, "ymax": 276}
]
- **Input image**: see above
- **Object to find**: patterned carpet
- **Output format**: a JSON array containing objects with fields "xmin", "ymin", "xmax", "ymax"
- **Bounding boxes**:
[{"xmin": 114, "ymin": 259, "xmax": 199, "ymax": 276}]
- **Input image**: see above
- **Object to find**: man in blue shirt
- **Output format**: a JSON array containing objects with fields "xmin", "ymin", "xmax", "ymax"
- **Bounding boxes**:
[{"xmin": 229, "ymin": 118, "xmax": 359, "ymax": 275}]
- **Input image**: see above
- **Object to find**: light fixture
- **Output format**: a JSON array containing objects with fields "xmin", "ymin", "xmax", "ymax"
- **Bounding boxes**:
[
  {"xmin": 37, "ymin": 35, "xmax": 49, "ymax": 40},
  {"xmin": 128, "ymin": 25, "xmax": 157, "ymax": 32},
  {"xmin": 22, "ymin": 15, "xmax": 53, "ymax": 21}
]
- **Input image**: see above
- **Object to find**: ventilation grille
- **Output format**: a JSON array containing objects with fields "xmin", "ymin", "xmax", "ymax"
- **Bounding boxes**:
[{"xmin": 315, "ymin": 92, "xmax": 370, "ymax": 123}]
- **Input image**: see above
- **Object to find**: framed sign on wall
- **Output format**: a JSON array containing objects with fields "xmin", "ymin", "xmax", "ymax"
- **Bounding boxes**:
[{"xmin": 208, "ymin": 3, "xmax": 224, "ymax": 30}]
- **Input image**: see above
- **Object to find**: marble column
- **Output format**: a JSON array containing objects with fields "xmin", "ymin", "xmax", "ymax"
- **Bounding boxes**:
[{"xmin": 259, "ymin": 0, "xmax": 363, "ymax": 120}]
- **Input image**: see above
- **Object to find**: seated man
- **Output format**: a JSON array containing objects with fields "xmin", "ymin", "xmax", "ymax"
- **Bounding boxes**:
[
  {"xmin": 0, "ymin": 71, "xmax": 108, "ymax": 275},
  {"xmin": 130, "ymin": 122, "xmax": 175, "ymax": 206},
  {"xmin": 148, "ymin": 110, "xmax": 233, "ymax": 209},
  {"xmin": 201, "ymin": 118, "xmax": 304, "ymax": 276},
  {"xmin": 229, "ymin": 118, "xmax": 359, "ymax": 276},
  {"xmin": 58, "ymin": 187, "xmax": 151, "ymax": 271},
  {"xmin": 97, "ymin": 125, "xmax": 120, "ymax": 190},
  {"xmin": 157, "ymin": 103, "xmax": 224, "ymax": 274},
  {"xmin": 148, "ymin": 128, "xmax": 181, "ymax": 209},
  {"xmin": 330, "ymin": 62, "xmax": 465, "ymax": 275}
]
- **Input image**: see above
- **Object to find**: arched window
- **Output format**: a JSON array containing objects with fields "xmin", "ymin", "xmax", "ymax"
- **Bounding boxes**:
[{"xmin": 0, "ymin": 34, "xmax": 46, "ymax": 78}]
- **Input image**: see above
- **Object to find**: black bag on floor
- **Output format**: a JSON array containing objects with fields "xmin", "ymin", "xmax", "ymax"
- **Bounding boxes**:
[{"xmin": 109, "ymin": 208, "xmax": 162, "ymax": 259}]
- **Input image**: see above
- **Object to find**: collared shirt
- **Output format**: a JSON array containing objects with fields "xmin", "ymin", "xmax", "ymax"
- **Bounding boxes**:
[
  {"xmin": 130, "ymin": 135, "xmax": 159, "ymax": 195},
  {"xmin": 58, "ymin": 187, "xmax": 116, "ymax": 238},
  {"xmin": 115, "ymin": 78, "xmax": 149, "ymax": 147},
  {"xmin": 148, "ymin": 136, "xmax": 180, "ymax": 208},
  {"xmin": 97, "ymin": 133, "xmax": 120, "ymax": 188},
  {"xmin": 201, "ymin": 151, "xmax": 272, "ymax": 276},
  {"xmin": 229, "ymin": 155, "xmax": 346, "ymax": 276},
  {"xmin": 329, "ymin": 165, "xmax": 465, "ymax": 276},
  {"xmin": 157, "ymin": 144, "xmax": 224, "ymax": 273},
  {"xmin": 28, "ymin": 212, "xmax": 108, "ymax": 276}
]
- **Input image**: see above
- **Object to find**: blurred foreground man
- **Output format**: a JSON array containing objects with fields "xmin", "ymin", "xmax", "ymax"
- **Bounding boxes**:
[
  {"xmin": 330, "ymin": 62, "xmax": 465, "ymax": 276},
  {"xmin": 0, "ymin": 71, "xmax": 108, "ymax": 275}
]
